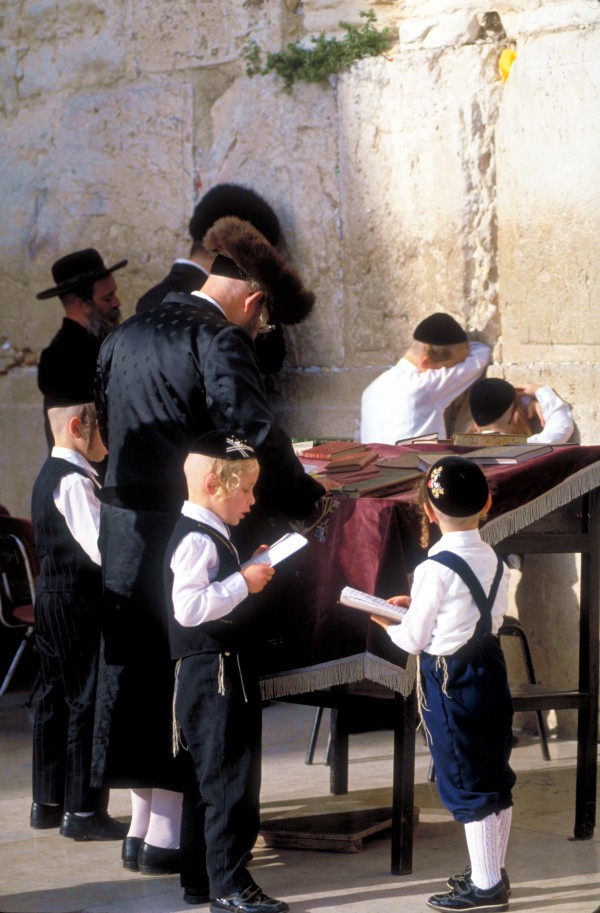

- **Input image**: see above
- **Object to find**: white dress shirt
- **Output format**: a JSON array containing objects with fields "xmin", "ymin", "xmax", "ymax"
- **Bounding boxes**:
[
  {"xmin": 170, "ymin": 502, "xmax": 248, "ymax": 627},
  {"xmin": 360, "ymin": 342, "xmax": 491, "ymax": 444},
  {"xmin": 51, "ymin": 447, "xmax": 101, "ymax": 565},
  {"xmin": 527, "ymin": 386, "xmax": 574, "ymax": 444},
  {"xmin": 387, "ymin": 529, "xmax": 509, "ymax": 657}
]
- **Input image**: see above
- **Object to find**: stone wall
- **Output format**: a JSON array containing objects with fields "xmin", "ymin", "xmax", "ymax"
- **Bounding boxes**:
[{"xmin": 1, "ymin": 0, "xmax": 599, "ymax": 735}]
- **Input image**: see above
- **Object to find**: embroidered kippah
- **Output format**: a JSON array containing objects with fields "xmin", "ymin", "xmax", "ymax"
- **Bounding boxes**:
[
  {"xmin": 469, "ymin": 378, "xmax": 516, "ymax": 426},
  {"xmin": 426, "ymin": 455, "xmax": 489, "ymax": 517},
  {"xmin": 190, "ymin": 430, "xmax": 255, "ymax": 460}
]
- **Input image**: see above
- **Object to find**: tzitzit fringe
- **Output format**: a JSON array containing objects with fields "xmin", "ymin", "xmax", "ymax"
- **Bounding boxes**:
[
  {"xmin": 218, "ymin": 653, "xmax": 226, "ymax": 695},
  {"xmin": 172, "ymin": 659, "xmax": 184, "ymax": 757},
  {"xmin": 416, "ymin": 656, "xmax": 451, "ymax": 748}
]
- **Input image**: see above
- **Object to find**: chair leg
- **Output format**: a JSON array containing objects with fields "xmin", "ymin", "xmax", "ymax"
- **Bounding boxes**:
[
  {"xmin": 501, "ymin": 627, "xmax": 550, "ymax": 761},
  {"xmin": 513, "ymin": 627, "xmax": 551, "ymax": 762},
  {"xmin": 305, "ymin": 706, "xmax": 323, "ymax": 765},
  {"xmin": 0, "ymin": 626, "xmax": 33, "ymax": 699}
]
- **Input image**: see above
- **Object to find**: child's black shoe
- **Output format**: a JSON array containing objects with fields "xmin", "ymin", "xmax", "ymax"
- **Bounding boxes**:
[
  {"xmin": 427, "ymin": 878, "xmax": 509, "ymax": 911},
  {"xmin": 447, "ymin": 866, "xmax": 511, "ymax": 896}
]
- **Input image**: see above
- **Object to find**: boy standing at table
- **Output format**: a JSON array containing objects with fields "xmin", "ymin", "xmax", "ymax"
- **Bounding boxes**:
[
  {"xmin": 166, "ymin": 431, "xmax": 288, "ymax": 912},
  {"xmin": 373, "ymin": 456, "xmax": 515, "ymax": 911}
]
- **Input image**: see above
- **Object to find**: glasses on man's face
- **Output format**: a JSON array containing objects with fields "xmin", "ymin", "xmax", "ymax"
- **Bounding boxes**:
[{"xmin": 257, "ymin": 304, "xmax": 275, "ymax": 335}]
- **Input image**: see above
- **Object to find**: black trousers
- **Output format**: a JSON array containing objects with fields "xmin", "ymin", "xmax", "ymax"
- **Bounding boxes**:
[
  {"xmin": 176, "ymin": 652, "xmax": 262, "ymax": 897},
  {"xmin": 32, "ymin": 590, "xmax": 107, "ymax": 813}
]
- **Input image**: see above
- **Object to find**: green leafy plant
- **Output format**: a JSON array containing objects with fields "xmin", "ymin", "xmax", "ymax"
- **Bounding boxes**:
[{"xmin": 244, "ymin": 11, "xmax": 393, "ymax": 94}]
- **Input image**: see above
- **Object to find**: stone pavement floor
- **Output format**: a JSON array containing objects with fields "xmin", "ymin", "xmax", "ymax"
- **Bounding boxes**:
[{"xmin": 1, "ymin": 692, "xmax": 599, "ymax": 913}]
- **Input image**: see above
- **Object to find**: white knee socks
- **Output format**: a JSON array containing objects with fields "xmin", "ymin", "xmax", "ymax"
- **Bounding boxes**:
[
  {"xmin": 144, "ymin": 788, "xmax": 183, "ymax": 849},
  {"xmin": 464, "ymin": 813, "xmax": 502, "ymax": 890}
]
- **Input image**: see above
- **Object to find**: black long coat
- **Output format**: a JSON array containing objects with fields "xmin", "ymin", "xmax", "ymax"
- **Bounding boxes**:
[
  {"xmin": 91, "ymin": 293, "xmax": 323, "ymax": 788},
  {"xmin": 136, "ymin": 262, "xmax": 286, "ymax": 375}
]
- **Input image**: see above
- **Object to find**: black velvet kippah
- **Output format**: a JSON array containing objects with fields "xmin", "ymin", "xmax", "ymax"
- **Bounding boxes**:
[
  {"xmin": 426, "ymin": 456, "xmax": 489, "ymax": 517},
  {"xmin": 210, "ymin": 254, "xmax": 249, "ymax": 282},
  {"xmin": 190, "ymin": 431, "xmax": 256, "ymax": 461},
  {"xmin": 469, "ymin": 378, "xmax": 516, "ymax": 426},
  {"xmin": 413, "ymin": 313, "xmax": 468, "ymax": 346},
  {"xmin": 45, "ymin": 372, "xmax": 95, "ymax": 409}
]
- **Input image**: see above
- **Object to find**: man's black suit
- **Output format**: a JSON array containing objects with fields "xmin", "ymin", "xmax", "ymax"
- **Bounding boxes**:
[
  {"xmin": 91, "ymin": 292, "xmax": 323, "ymax": 790},
  {"xmin": 135, "ymin": 261, "xmax": 208, "ymax": 314},
  {"xmin": 136, "ymin": 261, "xmax": 286, "ymax": 375}
]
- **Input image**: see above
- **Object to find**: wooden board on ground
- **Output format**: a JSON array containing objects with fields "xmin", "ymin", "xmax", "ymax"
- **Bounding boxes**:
[{"xmin": 258, "ymin": 806, "xmax": 419, "ymax": 853}]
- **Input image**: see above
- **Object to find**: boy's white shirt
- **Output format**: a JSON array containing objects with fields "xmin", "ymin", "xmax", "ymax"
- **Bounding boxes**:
[
  {"xmin": 170, "ymin": 501, "xmax": 248, "ymax": 627},
  {"xmin": 387, "ymin": 528, "xmax": 510, "ymax": 657},
  {"xmin": 51, "ymin": 446, "xmax": 101, "ymax": 565},
  {"xmin": 526, "ymin": 386, "xmax": 573, "ymax": 444},
  {"xmin": 360, "ymin": 341, "xmax": 491, "ymax": 444}
]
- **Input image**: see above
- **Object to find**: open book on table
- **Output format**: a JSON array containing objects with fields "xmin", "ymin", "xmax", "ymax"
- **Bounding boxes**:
[
  {"xmin": 240, "ymin": 532, "xmax": 308, "ymax": 569},
  {"xmin": 339, "ymin": 586, "xmax": 407, "ymax": 623}
]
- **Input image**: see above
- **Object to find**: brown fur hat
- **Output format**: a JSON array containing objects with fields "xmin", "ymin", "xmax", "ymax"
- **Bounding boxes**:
[{"xmin": 203, "ymin": 216, "xmax": 315, "ymax": 325}]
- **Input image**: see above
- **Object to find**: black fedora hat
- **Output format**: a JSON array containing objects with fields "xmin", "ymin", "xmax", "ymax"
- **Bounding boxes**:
[{"xmin": 37, "ymin": 248, "xmax": 127, "ymax": 300}]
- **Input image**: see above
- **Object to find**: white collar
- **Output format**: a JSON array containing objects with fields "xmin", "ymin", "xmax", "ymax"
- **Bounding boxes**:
[
  {"xmin": 181, "ymin": 501, "xmax": 231, "ymax": 539},
  {"xmin": 191, "ymin": 290, "xmax": 227, "ymax": 318},
  {"xmin": 51, "ymin": 446, "xmax": 99, "ymax": 479}
]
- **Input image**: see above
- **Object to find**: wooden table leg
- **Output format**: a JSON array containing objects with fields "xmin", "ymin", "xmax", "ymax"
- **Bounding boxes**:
[{"xmin": 391, "ymin": 687, "xmax": 417, "ymax": 875}]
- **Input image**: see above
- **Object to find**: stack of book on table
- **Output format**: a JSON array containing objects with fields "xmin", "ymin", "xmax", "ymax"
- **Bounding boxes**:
[{"xmin": 298, "ymin": 440, "xmax": 425, "ymax": 498}]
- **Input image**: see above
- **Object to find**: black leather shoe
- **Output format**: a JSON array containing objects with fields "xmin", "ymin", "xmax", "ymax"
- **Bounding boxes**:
[
  {"xmin": 59, "ymin": 810, "xmax": 129, "ymax": 841},
  {"xmin": 138, "ymin": 841, "xmax": 181, "ymax": 875},
  {"xmin": 183, "ymin": 885, "xmax": 211, "ymax": 905},
  {"xmin": 30, "ymin": 802, "xmax": 63, "ymax": 829},
  {"xmin": 210, "ymin": 885, "xmax": 289, "ymax": 913},
  {"xmin": 427, "ymin": 879, "xmax": 509, "ymax": 911},
  {"xmin": 447, "ymin": 867, "xmax": 511, "ymax": 896},
  {"xmin": 122, "ymin": 835, "xmax": 144, "ymax": 871}
]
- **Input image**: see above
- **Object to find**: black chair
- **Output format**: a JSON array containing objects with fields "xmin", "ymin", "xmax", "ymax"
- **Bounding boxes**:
[{"xmin": 0, "ymin": 516, "xmax": 39, "ymax": 698}]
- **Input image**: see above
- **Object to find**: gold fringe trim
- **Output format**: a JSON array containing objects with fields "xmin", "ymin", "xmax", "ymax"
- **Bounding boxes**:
[
  {"xmin": 259, "ymin": 651, "xmax": 416, "ymax": 701},
  {"xmin": 481, "ymin": 462, "xmax": 600, "ymax": 546}
]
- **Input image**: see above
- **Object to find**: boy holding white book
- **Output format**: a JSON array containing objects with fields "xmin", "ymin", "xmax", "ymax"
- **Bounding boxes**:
[{"xmin": 165, "ymin": 430, "xmax": 288, "ymax": 913}]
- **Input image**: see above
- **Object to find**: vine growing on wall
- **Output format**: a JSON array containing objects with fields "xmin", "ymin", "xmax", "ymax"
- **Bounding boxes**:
[{"xmin": 244, "ymin": 10, "xmax": 393, "ymax": 95}]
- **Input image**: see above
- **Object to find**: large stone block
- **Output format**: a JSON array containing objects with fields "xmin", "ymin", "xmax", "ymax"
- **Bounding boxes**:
[
  {"xmin": 122, "ymin": 0, "xmax": 284, "ymax": 74},
  {"xmin": 497, "ymin": 28, "xmax": 600, "ymax": 365},
  {"xmin": 337, "ymin": 46, "xmax": 502, "ymax": 368},
  {"xmin": 1, "ymin": 79, "xmax": 194, "ymax": 344},
  {"xmin": 0, "ymin": 368, "xmax": 46, "ymax": 517},
  {"xmin": 198, "ymin": 73, "xmax": 342, "ymax": 368}
]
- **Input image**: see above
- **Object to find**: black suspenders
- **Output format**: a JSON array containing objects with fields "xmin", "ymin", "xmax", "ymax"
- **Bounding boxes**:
[{"xmin": 428, "ymin": 551, "xmax": 504, "ymax": 638}]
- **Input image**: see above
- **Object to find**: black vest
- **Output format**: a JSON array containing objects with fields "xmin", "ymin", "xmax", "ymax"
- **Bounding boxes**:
[
  {"xmin": 166, "ymin": 516, "xmax": 247, "ymax": 658},
  {"xmin": 31, "ymin": 457, "xmax": 102, "ymax": 600}
]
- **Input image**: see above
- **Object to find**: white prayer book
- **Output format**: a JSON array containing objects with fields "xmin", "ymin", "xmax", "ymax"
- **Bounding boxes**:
[
  {"xmin": 241, "ymin": 532, "xmax": 308, "ymax": 569},
  {"xmin": 339, "ymin": 586, "xmax": 407, "ymax": 623}
]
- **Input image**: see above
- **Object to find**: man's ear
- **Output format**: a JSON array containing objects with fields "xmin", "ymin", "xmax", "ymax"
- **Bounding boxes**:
[
  {"xmin": 483, "ymin": 493, "xmax": 493, "ymax": 514},
  {"xmin": 243, "ymin": 290, "xmax": 264, "ymax": 313}
]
